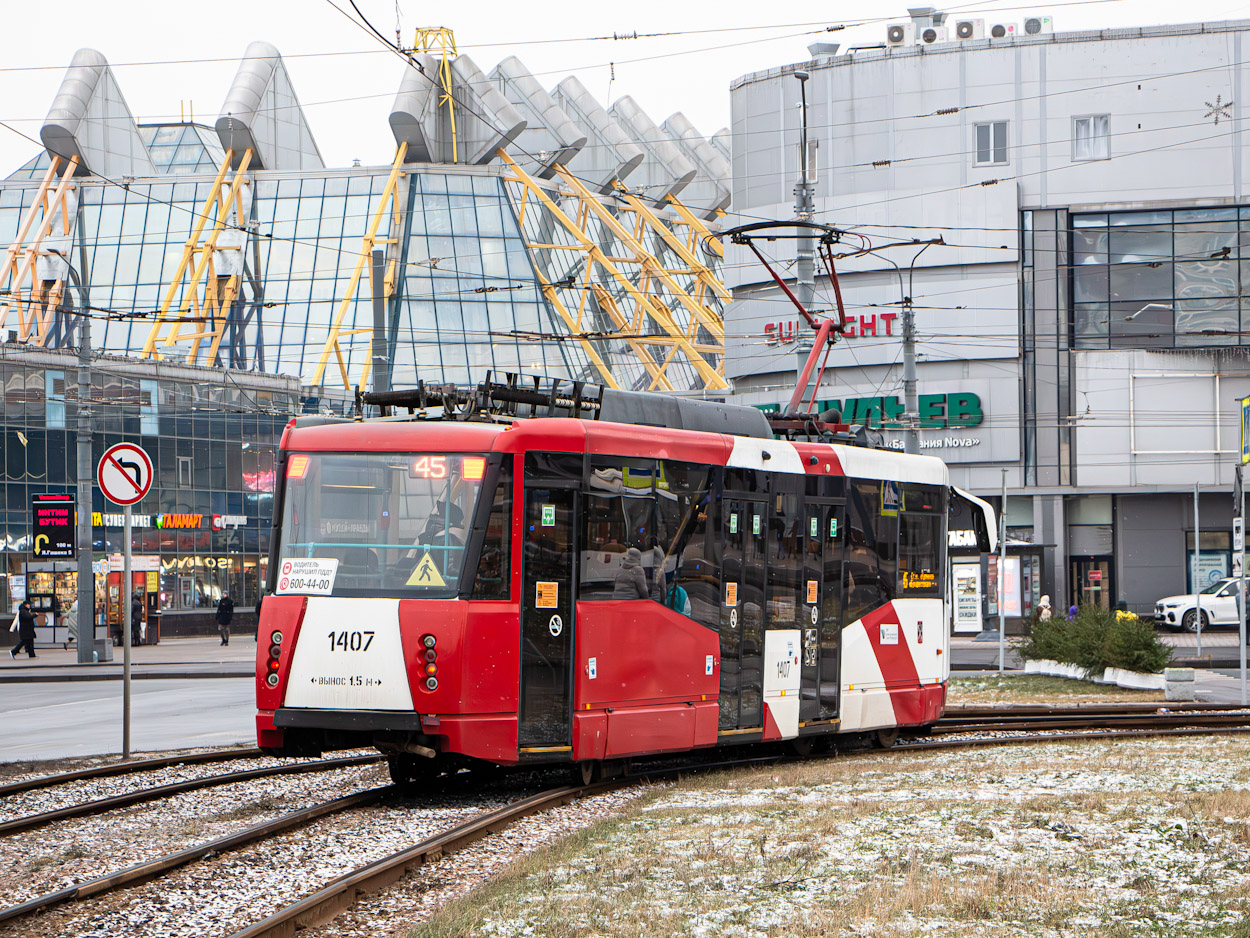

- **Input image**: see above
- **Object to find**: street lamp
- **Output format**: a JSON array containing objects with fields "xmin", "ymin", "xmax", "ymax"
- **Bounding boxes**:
[
  {"xmin": 48, "ymin": 248, "xmax": 98, "ymax": 665},
  {"xmin": 1123, "ymin": 302, "xmax": 1172, "ymax": 322}
]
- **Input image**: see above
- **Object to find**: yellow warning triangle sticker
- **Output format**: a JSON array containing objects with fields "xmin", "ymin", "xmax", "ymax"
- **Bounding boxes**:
[{"xmin": 407, "ymin": 551, "xmax": 446, "ymax": 587}]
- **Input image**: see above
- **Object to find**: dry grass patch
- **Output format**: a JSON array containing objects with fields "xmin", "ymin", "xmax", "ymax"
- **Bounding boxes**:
[
  {"xmin": 414, "ymin": 737, "xmax": 1250, "ymax": 937},
  {"xmin": 948, "ymin": 674, "xmax": 1163, "ymax": 707}
]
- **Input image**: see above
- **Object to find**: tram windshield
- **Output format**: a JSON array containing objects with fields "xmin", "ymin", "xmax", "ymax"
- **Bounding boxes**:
[{"xmin": 276, "ymin": 452, "xmax": 488, "ymax": 596}]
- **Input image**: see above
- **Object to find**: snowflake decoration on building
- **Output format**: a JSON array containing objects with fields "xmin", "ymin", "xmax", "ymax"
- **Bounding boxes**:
[{"xmin": 1205, "ymin": 94, "xmax": 1234, "ymax": 125}]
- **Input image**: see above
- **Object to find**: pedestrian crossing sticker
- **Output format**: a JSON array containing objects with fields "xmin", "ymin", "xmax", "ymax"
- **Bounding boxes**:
[{"xmin": 407, "ymin": 552, "xmax": 446, "ymax": 587}]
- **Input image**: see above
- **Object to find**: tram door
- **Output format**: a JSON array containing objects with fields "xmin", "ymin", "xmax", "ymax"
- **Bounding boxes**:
[
  {"xmin": 519, "ymin": 477, "xmax": 577, "ymax": 751},
  {"xmin": 719, "ymin": 497, "xmax": 766, "ymax": 730},
  {"xmin": 805, "ymin": 501, "xmax": 844, "ymax": 721}
]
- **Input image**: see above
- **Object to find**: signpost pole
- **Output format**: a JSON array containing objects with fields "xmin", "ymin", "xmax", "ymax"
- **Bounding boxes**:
[
  {"xmin": 1237, "ymin": 480, "xmax": 1246, "ymax": 707},
  {"xmin": 1240, "ymin": 396, "xmax": 1249, "ymax": 705},
  {"xmin": 123, "ymin": 503, "xmax": 132, "ymax": 759},
  {"xmin": 1194, "ymin": 481, "xmax": 1202, "ymax": 658},
  {"xmin": 999, "ymin": 468, "xmax": 1007, "ymax": 674}
]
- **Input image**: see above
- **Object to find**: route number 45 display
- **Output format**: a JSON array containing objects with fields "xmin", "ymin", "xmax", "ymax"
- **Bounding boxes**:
[{"xmin": 328, "ymin": 630, "xmax": 375, "ymax": 652}]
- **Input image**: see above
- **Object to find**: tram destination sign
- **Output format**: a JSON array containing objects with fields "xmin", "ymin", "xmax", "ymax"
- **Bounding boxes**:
[{"xmin": 31, "ymin": 493, "xmax": 75, "ymax": 558}]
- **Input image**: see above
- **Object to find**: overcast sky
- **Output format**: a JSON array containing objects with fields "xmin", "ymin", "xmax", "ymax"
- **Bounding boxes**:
[{"xmin": 2, "ymin": 0, "xmax": 1249, "ymax": 174}]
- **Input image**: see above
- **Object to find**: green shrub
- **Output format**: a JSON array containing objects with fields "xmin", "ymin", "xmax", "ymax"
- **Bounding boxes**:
[{"xmin": 1012, "ymin": 604, "xmax": 1171, "ymax": 675}]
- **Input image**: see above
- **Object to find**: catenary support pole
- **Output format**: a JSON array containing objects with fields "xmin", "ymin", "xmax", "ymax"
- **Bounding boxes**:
[
  {"xmin": 69, "ymin": 263, "xmax": 94, "ymax": 665},
  {"xmin": 999, "ymin": 468, "xmax": 1007, "ymax": 673},
  {"xmin": 792, "ymin": 70, "xmax": 815, "ymax": 410},
  {"xmin": 370, "ymin": 249, "xmax": 389, "ymax": 404},
  {"xmin": 123, "ymin": 504, "xmax": 132, "ymax": 758},
  {"xmin": 1239, "ymin": 468, "xmax": 1246, "ymax": 705},
  {"xmin": 1195, "ymin": 481, "xmax": 1202, "ymax": 658},
  {"xmin": 902, "ymin": 299, "xmax": 918, "ymax": 455}
]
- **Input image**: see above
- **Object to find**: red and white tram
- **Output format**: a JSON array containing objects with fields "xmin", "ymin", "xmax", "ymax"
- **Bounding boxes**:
[{"xmin": 255, "ymin": 378, "xmax": 996, "ymax": 784}]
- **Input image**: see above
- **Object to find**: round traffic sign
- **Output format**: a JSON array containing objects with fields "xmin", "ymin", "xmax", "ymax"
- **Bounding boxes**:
[{"xmin": 97, "ymin": 443, "xmax": 153, "ymax": 506}]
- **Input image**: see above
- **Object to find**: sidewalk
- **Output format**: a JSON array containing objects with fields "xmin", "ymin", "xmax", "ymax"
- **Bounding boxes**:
[
  {"xmin": 0, "ymin": 635, "xmax": 256, "ymax": 682},
  {"xmin": 949, "ymin": 630, "xmax": 1248, "ymax": 672}
]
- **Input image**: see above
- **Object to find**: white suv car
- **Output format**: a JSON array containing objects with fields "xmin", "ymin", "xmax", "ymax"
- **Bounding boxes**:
[{"xmin": 1154, "ymin": 577, "xmax": 1245, "ymax": 631}]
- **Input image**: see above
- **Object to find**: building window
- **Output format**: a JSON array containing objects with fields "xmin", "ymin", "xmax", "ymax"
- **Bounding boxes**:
[
  {"xmin": 974, "ymin": 121, "xmax": 1008, "ymax": 165},
  {"xmin": 1073, "ymin": 115, "xmax": 1110, "ymax": 160},
  {"xmin": 1070, "ymin": 206, "xmax": 1248, "ymax": 350},
  {"xmin": 45, "ymin": 371, "xmax": 66, "ymax": 429},
  {"xmin": 139, "ymin": 379, "xmax": 159, "ymax": 435},
  {"xmin": 177, "ymin": 456, "xmax": 193, "ymax": 488}
]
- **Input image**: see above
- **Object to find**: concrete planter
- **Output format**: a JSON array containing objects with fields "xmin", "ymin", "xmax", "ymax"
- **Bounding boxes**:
[
  {"xmin": 1023, "ymin": 659, "xmax": 1166, "ymax": 690},
  {"xmin": 1106, "ymin": 667, "xmax": 1167, "ymax": 691}
]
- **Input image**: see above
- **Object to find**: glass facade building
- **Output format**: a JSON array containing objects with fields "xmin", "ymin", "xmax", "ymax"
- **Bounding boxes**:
[{"xmin": 0, "ymin": 345, "xmax": 296, "ymax": 625}]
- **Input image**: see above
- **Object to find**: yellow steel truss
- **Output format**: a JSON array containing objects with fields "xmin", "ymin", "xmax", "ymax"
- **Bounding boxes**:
[
  {"xmin": 312, "ymin": 142, "xmax": 408, "ymax": 389},
  {"xmin": 0, "ymin": 154, "xmax": 80, "ymax": 345},
  {"xmin": 413, "ymin": 27, "xmax": 459, "ymax": 163},
  {"xmin": 500, "ymin": 150, "xmax": 728, "ymax": 392},
  {"xmin": 141, "ymin": 148, "xmax": 253, "ymax": 365}
]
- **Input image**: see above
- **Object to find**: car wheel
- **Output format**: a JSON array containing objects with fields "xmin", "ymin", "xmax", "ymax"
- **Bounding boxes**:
[{"xmin": 1181, "ymin": 609, "xmax": 1209, "ymax": 632}]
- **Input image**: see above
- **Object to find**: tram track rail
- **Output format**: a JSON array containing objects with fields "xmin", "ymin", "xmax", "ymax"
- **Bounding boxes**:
[
  {"xmin": 0, "ymin": 748, "xmax": 265, "ymax": 798},
  {"xmin": 7, "ymin": 710, "xmax": 1250, "ymax": 936},
  {"xmin": 934, "ymin": 703, "xmax": 1250, "ymax": 736},
  {"xmin": 0, "ymin": 753, "xmax": 383, "ymax": 837},
  {"xmin": 0, "ymin": 787, "xmax": 389, "ymax": 926}
]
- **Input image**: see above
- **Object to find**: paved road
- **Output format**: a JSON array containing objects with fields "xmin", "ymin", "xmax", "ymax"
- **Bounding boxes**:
[{"xmin": 0, "ymin": 678, "xmax": 254, "ymax": 762}]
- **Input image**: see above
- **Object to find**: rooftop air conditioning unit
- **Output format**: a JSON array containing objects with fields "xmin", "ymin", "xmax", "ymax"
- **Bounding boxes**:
[
  {"xmin": 988, "ymin": 22, "xmax": 1018, "ymax": 38},
  {"xmin": 886, "ymin": 22, "xmax": 915, "ymax": 46},
  {"xmin": 920, "ymin": 26, "xmax": 949, "ymax": 44},
  {"xmin": 1023, "ymin": 14, "xmax": 1054, "ymax": 35},
  {"xmin": 954, "ymin": 18, "xmax": 984, "ymax": 40}
]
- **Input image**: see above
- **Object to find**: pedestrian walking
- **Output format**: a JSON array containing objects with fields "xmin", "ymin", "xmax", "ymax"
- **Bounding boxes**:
[
  {"xmin": 10, "ymin": 599, "xmax": 37, "ymax": 659},
  {"xmin": 63, "ymin": 598, "xmax": 79, "ymax": 650},
  {"xmin": 216, "ymin": 593, "xmax": 234, "ymax": 646}
]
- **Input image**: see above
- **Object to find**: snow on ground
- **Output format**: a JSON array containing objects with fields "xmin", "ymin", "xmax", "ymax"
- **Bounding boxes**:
[{"xmin": 455, "ymin": 737, "xmax": 1250, "ymax": 938}]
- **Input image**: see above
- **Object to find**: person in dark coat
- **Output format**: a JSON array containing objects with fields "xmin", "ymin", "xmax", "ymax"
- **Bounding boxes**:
[
  {"xmin": 130, "ymin": 594, "xmax": 144, "ymax": 646},
  {"xmin": 216, "ymin": 593, "xmax": 234, "ymax": 646},
  {"xmin": 10, "ymin": 599, "xmax": 37, "ymax": 659}
]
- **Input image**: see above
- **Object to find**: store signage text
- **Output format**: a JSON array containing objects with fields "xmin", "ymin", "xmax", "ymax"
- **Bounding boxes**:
[
  {"xmin": 765, "ymin": 314, "xmax": 897, "ymax": 345},
  {"xmin": 93, "ymin": 512, "xmax": 249, "ymax": 530},
  {"xmin": 93, "ymin": 512, "xmax": 154, "ymax": 528},
  {"xmin": 156, "ymin": 513, "xmax": 203, "ymax": 529},
  {"xmin": 31, "ymin": 493, "xmax": 75, "ymax": 558},
  {"xmin": 758, "ymin": 393, "xmax": 983, "ymax": 430},
  {"xmin": 161, "ymin": 556, "xmax": 236, "ymax": 572}
]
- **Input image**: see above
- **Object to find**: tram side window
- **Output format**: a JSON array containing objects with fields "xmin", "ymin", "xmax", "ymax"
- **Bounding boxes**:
[
  {"xmin": 845, "ymin": 480, "xmax": 896, "ymax": 623},
  {"xmin": 898, "ymin": 484, "xmax": 944, "ymax": 598},
  {"xmin": 657, "ymin": 461, "xmax": 715, "ymax": 626},
  {"xmin": 471, "ymin": 457, "xmax": 513, "ymax": 600},
  {"xmin": 581, "ymin": 457, "xmax": 658, "ymax": 600}
]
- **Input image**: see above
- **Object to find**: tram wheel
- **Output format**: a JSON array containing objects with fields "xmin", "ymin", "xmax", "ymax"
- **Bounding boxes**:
[
  {"xmin": 571, "ymin": 760, "xmax": 599, "ymax": 786},
  {"xmin": 874, "ymin": 728, "xmax": 900, "ymax": 749},
  {"xmin": 790, "ymin": 737, "xmax": 814, "ymax": 757},
  {"xmin": 387, "ymin": 754, "xmax": 438, "ymax": 791}
]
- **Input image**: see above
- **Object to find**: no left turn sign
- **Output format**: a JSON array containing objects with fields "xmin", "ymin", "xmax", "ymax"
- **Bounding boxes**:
[{"xmin": 98, "ymin": 442, "xmax": 153, "ymax": 506}]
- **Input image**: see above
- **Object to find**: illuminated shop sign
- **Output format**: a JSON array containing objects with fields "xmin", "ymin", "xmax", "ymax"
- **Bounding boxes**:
[
  {"xmin": 155, "ymin": 513, "xmax": 204, "ymax": 529},
  {"xmin": 764, "ymin": 314, "xmax": 898, "ymax": 345},
  {"xmin": 93, "ymin": 512, "xmax": 154, "ymax": 528},
  {"xmin": 31, "ymin": 493, "xmax": 75, "ymax": 558},
  {"xmin": 94, "ymin": 512, "xmax": 249, "ymax": 530},
  {"xmin": 160, "ymin": 556, "xmax": 236, "ymax": 572},
  {"xmin": 758, "ymin": 393, "xmax": 984, "ymax": 429}
]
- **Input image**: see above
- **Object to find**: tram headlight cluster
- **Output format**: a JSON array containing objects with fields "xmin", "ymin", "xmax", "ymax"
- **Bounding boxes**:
[
  {"xmin": 421, "ymin": 634, "xmax": 438, "ymax": 690},
  {"xmin": 265, "ymin": 630, "xmax": 283, "ymax": 688}
]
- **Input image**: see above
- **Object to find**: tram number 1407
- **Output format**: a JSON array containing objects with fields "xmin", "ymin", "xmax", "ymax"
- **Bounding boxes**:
[{"xmin": 328, "ymin": 630, "xmax": 376, "ymax": 652}]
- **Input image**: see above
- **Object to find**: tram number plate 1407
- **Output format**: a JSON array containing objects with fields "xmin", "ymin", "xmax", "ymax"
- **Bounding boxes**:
[{"xmin": 277, "ymin": 558, "xmax": 339, "ymax": 595}]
